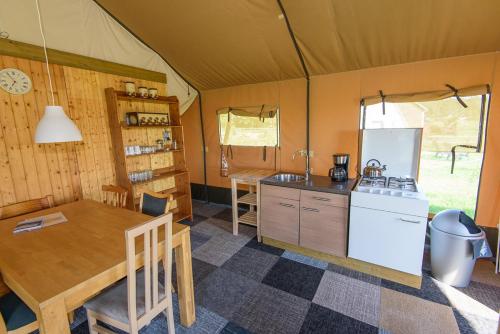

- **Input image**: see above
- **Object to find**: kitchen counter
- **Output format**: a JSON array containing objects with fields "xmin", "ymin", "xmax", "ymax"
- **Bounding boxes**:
[{"xmin": 261, "ymin": 174, "xmax": 357, "ymax": 195}]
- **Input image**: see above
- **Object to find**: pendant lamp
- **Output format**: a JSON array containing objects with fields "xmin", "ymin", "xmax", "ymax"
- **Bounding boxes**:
[{"xmin": 34, "ymin": 0, "xmax": 82, "ymax": 143}]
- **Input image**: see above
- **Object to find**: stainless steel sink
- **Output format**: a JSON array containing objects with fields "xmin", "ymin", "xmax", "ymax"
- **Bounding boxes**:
[{"xmin": 270, "ymin": 173, "xmax": 305, "ymax": 182}]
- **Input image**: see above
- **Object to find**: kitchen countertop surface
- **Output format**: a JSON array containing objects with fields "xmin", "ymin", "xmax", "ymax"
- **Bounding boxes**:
[{"xmin": 261, "ymin": 174, "xmax": 357, "ymax": 195}]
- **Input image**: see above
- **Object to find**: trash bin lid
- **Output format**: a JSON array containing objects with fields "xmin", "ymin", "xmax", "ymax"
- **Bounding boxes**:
[{"xmin": 431, "ymin": 209, "xmax": 482, "ymax": 237}]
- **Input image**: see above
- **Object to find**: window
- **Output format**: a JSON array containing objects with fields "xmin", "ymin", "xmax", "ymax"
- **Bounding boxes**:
[
  {"xmin": 217, "ymin": 105, "xmax": 279, "ymax": 147},
  {"xmin": 362, "ymin": 95, "xmax": 488, "ymax": 218}
]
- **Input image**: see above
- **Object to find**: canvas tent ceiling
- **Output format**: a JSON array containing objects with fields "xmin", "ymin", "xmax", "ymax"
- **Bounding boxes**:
[
  {"xmin": 0, "ymin": 0, "xmax": 196, "ymax": 112},
  {"xmin": 96, "ymin": 0, "xmax": 500, "ymax": 91}
]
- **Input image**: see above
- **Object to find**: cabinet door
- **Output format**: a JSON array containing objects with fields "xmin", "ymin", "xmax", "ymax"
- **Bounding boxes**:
[
  {"xmin": 261, "ymin": 184, "xmax": 300, "ymax": 201},
  {"xmin": 300, "ymin": 203, "xmax": 347, "ymax": 257},
  {"xmin": 261, "ymin": 195, "xmax": 299, "ymax": 245},
  {"xmin": 300, "ymin": 190, "xmax": 348, "ymax": 208},
  {"xmin": 348, "ymin": 206, "xmax": 427, "ymax": 275}
]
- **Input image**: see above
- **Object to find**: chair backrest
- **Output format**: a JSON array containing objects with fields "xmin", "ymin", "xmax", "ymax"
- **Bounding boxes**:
[
  {"xmin": 139, "ymin": 191, "xmax": 173, "ymax": 217},
  {"xmin": 125, "ymin": 213, "xmax": 173, "ymax": 332},
  {"xmin": 0, "ymin": 195, "xmax": 55, "ymax": 220},
  {"xmin": 102, "ymin": 185, "xmax": 128, "ymax": 208},
  {"xmin": 0, "ymin": 314, "xmax": 7, "ymax": 334}
]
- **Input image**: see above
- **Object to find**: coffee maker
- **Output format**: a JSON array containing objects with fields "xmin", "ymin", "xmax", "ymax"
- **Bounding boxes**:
[{"xmin": 329, "ymin": 154, "xmax": 349, "ymax": 182}]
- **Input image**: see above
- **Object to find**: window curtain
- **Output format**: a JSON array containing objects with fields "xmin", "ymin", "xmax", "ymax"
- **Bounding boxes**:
[
  {"xmin": 361, "ymin": 85, "xmax": 489, "ymax": 106},
  {"xmin": 216, "ymin": 105, "xmax": 279, "ymax": 118}
]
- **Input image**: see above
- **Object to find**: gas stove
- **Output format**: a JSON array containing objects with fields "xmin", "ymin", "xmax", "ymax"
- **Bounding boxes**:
[
  {"xmin": 388, "ymin": 177, "xmax": 417, "ymax": 192},
  {"xmin": 350, "ymin": 174, "xmax": 429, "ymax": 276},
  {"xmin": 358, "ymin": 176, "xmax": 386, "ymax": 188},
  {"xmin": 355, "ymin": 176, "xmax": 420, "ymax": 198}
]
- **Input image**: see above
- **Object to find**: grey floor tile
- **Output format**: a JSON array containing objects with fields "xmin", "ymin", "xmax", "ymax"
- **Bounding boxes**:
[
  {"xmin": 327, "ymin": 263, "xmax": 382, "ymax": 286},
  {"xmin": 171, "ymin": 257, "xmax": 217, "ymax": 289},
  {"xmin": 300, "ymin": 303, "xmax": 378, "ymax": 334},
  {"xmin": 193, "ymin": 233, "xmax": 251, "ymax": 267},
  {"xmin": 180, "ymin": 214, "xmax": 209, "ymax": 227},
  {"xmin": 313, "ymin": 271, "xmax": 381, "ymax": 327},
  {"xmin": 191, "ymin": 220, "xmax": 227, "ymax": 238},
  {"xmin": 262, "ymin": 258, "xmax": 325, "ymax": 300},
  {"xmin": 282, "ymin": 250, "xmax": 329, "ymax": 270},
  {"xmin": 245, "ymin": 237, "xmax": 284, "ymax": 256},
  {"xmin": 212, "ymin": 208, "xmax": 236, "ymax": 222},
  {"xmin": 220, "ymin": 321, "xmax": 253, "ymax": 334},
  {"xmin": 173, "ymin": 294, "xmax": 229, "ymax": 334},
  {"xmin": 457, "ymin": 281, "xmax": 500, "ymax": 312},
  {"xmin": 190, "ymin": 230, "xmax": 212, "ymax": 251},
  {"xmin": 195, "ymin": 268, "xmax": 260, "ymax": 320},
  {"xmin": 382, "ymin": 274, "xmax": 451, "ymax": 306},
  {"xmin": 232, "ymin": 284, "xmax": 311, "ymax": 334},
  {"xmin": 453, "ymin": 308, "xmax": 499, "ymax": 334},
  {"xmin": 192, "ymin": 200, "xmax": 228, "ymax": 218},
  {"xmin": 205, "ymin": 216, "xmax": 256, "ymax": 238},
  {"xmin": 422, "ymin": 249, "xmax": 431, "ymax": 271},
  {"xmin": 222, "ymin": 247, "xmax": 279, "ymax": 281}
]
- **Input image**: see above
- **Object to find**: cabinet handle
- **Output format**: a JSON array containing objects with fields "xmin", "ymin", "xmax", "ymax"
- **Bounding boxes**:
[
  {"xmin": 279, "ymin": 202, "xmax": 294, "ymax": 208},
  {"xmin": 302, "ymin": 207, "xmax": 320, "ymax": 213},
  {"xmin": 398, "ymin": 218, "xmax": 421, "ymax": 224},
  {"xmin": 312, "ymin": 196, "xmax": 330, "ymax": 202}
]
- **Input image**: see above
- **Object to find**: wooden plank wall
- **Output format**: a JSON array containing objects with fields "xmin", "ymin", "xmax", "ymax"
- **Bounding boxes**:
[{"xmin": 0, "ymin": 55, "xmax": 166, "ymax": 206}]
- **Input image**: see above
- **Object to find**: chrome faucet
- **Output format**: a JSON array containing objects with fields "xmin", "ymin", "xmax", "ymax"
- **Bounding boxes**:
[{"xmin": 292, "ymin": 149, "xmax": 312, "ymax": 181}]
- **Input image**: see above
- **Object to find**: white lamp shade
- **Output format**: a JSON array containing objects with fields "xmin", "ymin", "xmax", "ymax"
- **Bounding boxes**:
[{"xmin": 35, "ymin": 106, "xmax": 82, "ymax": 143}]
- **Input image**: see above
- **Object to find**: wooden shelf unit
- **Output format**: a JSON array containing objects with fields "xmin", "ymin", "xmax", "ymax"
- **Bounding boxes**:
[
  {"xmin": 120, "ymin": 122, "xmax": 184, "ymax": 129},
  {"xmin": 125, "ymin": 148, "xmax": 184, "ymax": 158},
  {"xmin": 229, "ymin": 169, "xmax": 276, "ymax": 242},
  {"xmin": 238, "ymin": 211, "xmax": 257, "ymax": 227},
  {"xmin": 237, "ymin": 193, "xmax": 257, "ymax": 206},
  {"xmin": 105, "ymin": 88, "xmax": 192, "ymax": 223}
]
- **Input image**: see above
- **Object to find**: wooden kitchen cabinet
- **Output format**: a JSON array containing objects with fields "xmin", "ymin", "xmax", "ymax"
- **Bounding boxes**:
[
  {"xmin": 261, "ymin": 185, "xmax": 300, "ymax": 245},
  {"xmin": 300, "ymin": 189, "xmax": 348, "ymax": 208},
  {"xmin": 260, "ymin": 185, "xmax": 348, "ymax": 256},
  {"xmin": 300, "ymin": 202, "xmax": 347, "ymax": 257}
]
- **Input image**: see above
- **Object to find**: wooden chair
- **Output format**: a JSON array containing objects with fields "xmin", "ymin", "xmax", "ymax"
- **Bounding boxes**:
[
  {"xmin": 139, "ymin": 191, "xmax": 173, "ymax": 217},
  {"xmin": 102, "ymin": 185, "xmax": 128, "ymax": 208},
  {"xmin": 0, "ymin": 195, "xmax": 54, "ymax": 220},
  {"xmin": 0, "ymin": 292, "xmax": 38, "ymax": 334},
  {"xmin": 84, "ymin": 213, "xmax": 175, "ymax": 334},
  {"xmin": 0, "ymin": 196, "xmax": 53, "ymax": 333}
]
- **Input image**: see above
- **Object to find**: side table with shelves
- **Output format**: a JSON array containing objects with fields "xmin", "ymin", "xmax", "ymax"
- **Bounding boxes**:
[{"xmin": 229, "ymin": 169, "xmax": 276, "ymax": 242}]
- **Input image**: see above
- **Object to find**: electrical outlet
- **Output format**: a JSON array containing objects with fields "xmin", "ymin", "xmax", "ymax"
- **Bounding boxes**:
[{"xmin": 300, "ymin": 149, "xmax": 314, "ymax": 157}]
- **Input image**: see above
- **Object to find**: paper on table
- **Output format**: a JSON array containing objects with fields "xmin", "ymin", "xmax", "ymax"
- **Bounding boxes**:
[{"xmin": 13, "ymin": 212, "xmax": 68, "ymax": 234}]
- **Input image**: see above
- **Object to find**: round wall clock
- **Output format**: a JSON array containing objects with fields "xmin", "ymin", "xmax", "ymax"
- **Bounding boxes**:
[{"xmin": 0, "ymin": 68, "xmax": 32, "ymax": 95}]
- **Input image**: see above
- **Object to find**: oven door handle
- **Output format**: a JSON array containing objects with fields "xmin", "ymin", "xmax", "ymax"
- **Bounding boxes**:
[{"xmin": 398, "ymin": 218, "xmax": 421, "ymax": 224}]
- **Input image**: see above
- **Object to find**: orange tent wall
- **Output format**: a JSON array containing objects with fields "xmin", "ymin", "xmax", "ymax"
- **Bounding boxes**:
[{"xmin": 182, "ymin": 52, "xmax": 500, "ymax": 228}]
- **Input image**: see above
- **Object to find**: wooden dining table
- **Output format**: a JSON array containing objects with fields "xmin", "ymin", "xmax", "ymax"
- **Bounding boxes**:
[{"xmin": 0, "ymin": 200, "xmax": 195, "ymax": 333}]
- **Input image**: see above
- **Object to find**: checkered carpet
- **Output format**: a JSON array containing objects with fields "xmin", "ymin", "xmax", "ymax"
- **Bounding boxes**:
[{"xmin": 70, "ymin": 200, "xmax": 500, "ymax": 334}]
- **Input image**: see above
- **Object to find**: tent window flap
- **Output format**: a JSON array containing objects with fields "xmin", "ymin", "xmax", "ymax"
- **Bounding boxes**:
[
  {"xmin": 361, "ymin": 84, "xmax": 489, "ymax": 107},
  {"xmin": 217, "ymin": 105, "xmax": 279, "ymax": 147}
]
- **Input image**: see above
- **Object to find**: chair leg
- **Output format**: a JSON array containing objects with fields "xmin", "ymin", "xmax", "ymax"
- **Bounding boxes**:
[
  {"xmin": 165, "ymin": 307, "xmax": 175, "ymax": 334},
  {"xmin": 164, "ymin": 293, "xmax": 175, "ymax": 334},
  {"xmin": 86, "ymin": 309, "xmax": 98, "ymax": 334}
]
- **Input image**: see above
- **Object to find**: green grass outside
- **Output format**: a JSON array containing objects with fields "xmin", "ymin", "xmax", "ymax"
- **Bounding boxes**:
[{"xmin": 419, "ymin": 151, "xmax": 483, "ymax": 218}]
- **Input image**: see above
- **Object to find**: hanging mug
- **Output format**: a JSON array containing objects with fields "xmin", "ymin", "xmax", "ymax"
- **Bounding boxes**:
[
  {"xmin": 138, "ymin": 87, "xmax": 148, "ymax": 98},
  {"xmin": 148, "ymin": 88, "xmax": 158, "ymax": 99},
  {"xmin": 124, "ymin": 81, "xmax": 136, "ymax": 96}
]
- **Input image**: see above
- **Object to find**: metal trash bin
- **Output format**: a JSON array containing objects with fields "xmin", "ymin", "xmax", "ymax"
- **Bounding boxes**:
[{"xmin": 429, "ymin": 209, "xmax": 492, "ymax": 287}]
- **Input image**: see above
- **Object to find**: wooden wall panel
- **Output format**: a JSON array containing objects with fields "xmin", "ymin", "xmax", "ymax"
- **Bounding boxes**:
[{"xmin": 0, "ymin": 55, "xmax": 167, "ymax": 207}]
